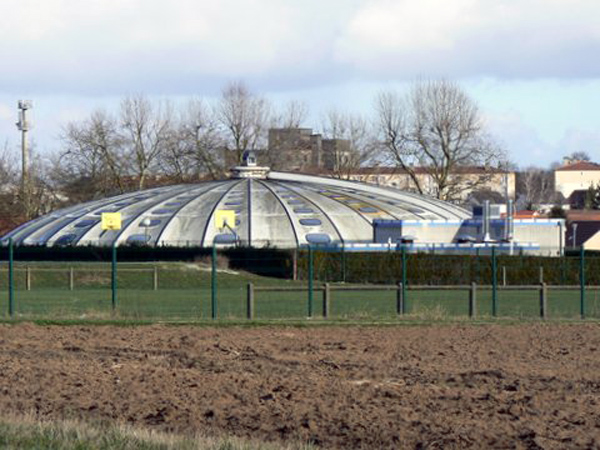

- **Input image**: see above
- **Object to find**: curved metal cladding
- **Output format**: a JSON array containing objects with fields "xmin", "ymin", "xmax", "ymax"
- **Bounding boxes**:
[{"xmin": 1, "ymin": 172, "xmax": 470, "ymax": 248}]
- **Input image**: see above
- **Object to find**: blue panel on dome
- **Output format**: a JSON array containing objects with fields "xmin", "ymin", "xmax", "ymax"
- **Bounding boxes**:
[
  {"xmin": 126, "ymin": 234, "xmax": 151, "ymax": 245},
  {"xmin": 165, "ymin": 202, "xmax": 183, "ymax": 207},
  {"xmin": 74, "ymin": 219, "xmax": 98, "ymax": 228},
  {"xmin": 407, "ymin": 207, "xmax": 425, "ymax": 213},
  {"xmin": 214, "ymin": 234, "xmax": 238, "ymax": 244},
  {"xmin": 306, "ymin": 233, "xmax": 331, "ymax": 244},
  {"xmin": 55, "ymin": 234, "xmax": 77, "ymax": 246},
  {"xmin": 225, "ymin": 201, "xmax": 242, "ymax": 206},
  {"xmin": 152, "ymin": 209, "xmax": 176, "ymax": 215},
  {"xmin": 294, "ymin": 208, "xmax": 314, "ymax": 214},
  {"xmin": 359, "ymin": 207, "xmax": 379, "ymax": 213},
  {"xmin": 139, "ymin": 219, "xmax": 162, "ymax": 227},
  {"xmin": 300, "ymin": 219, "xmax": 322, "ymax": 226}
]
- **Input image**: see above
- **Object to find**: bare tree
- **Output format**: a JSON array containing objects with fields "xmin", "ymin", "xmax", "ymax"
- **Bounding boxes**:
[
  {"xmin": 565, "ymin": 151, "xmax": 591, "ymax": 162},
  {"xmin": 217, "ymin": 81, "xmax": 271, "ymax": 164},
  {"xmin": 515, "ymin": 167, "xmax": 557, "ymax": 209},
  {"xmin": 0, "ymin": 143, "xmax": 19, "ymax": 233},
  {"xmin": 0, "ymin": 142, "xmax": 16, "ymax": 186},
  {"xmin": 120, "ymin": 95, "xmax": 173, "ymax": 190},
  {"xmin": 275, "ymin": 100, "xmax": 309, "ymax": 128},
  {"xmin": 60, "ymin": 110, "xmax": 126, "ymax": 197},
  {"xmin": 321, "ymin": 109, "xmax": 378, "ymax": 179},
  {"xmin": 162, "ymin": 99, "xmax": 224, "ymax": 181},
  {"xmin": 0, "ymin": 142, "xmax": 58, "ymax": 229},
  {"xmin": 375, "ymin": 80, "xmax": 505, "ymax": 201}
]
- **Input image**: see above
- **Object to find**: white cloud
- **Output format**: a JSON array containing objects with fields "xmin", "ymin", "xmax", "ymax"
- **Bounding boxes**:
[
  {"xmin": 0, "ymin": 103, "xmax": 12, "ymax": 122},
  {"xmin": 0, "ymin": 0, "xmax": 356, "ymax": 94},
  {"xmin": 0, "ymin": 0, "xmax": 599, "ymax": 96},
  {"xmin": 558, "ymin": 129, "xmax": 600, "ymax": 157},
  {"xmin": 334, "ymin": 0, "xmax": 600, "ymax": 78}
]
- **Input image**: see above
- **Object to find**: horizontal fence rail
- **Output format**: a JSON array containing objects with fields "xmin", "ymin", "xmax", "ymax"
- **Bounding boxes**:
[{"xmin": 1, "ymin": 239, "xmax": 598, "ymax": 321}]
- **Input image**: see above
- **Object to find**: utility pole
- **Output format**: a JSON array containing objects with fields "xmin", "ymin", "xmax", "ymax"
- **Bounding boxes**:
[{"xmin": 16, "ymin": 100, "xmax": 32, "ymax": 216}]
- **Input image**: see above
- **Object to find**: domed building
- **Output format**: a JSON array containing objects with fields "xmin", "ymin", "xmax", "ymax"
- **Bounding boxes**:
[{"xmin": 2, "ymin": 155, "xmax": 470, "ymax": 248}]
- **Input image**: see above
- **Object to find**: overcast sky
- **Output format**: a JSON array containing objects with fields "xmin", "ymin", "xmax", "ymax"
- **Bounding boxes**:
[{"xmin": 1, "ymin": 0, "xmax": 599, "ymax": 167}]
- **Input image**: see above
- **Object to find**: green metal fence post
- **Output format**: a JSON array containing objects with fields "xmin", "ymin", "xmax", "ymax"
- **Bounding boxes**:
[
  {"xmin": 246, "ymin": 282, "xmax": 254, "ymax": 320},
  {"xmin": 308, "ymin": 246, "xmax": 313, "ymax": 318},
  {"xmin": 111, "ymin": 242, "xmax": 117, "ymax": 312},
  {"xmin": 8, "ymin": 238, "xmax": 14, "ymax": 317},
  {"xmin": 211, "ymin": 245, "xmax": 217, "ymax": 320},
  {"xmin": 492, "ymin": 246, "xmax": 497, "ymax": 317},
  {"xmin": 340, "ymin": 244, "xmax": 346, "ymax": 282},
  {"xmin": 580, "ymin": 246, "xmax": 586, "ymax": 319},
  {"xmin": 469, "ymin": 282, "xmax": 477, "ymax": 319},
  {"xmin": 401, "ymin": 245, "xmax": 407, "ymax": 314},
  {"xmin": 475, "ymin": 248, "xmax": 480, "ymax": 284},
  {"xmin": 539, "ymin": 282, "xmax": 547, "ymax": 320},
  {"xmin": 396, "ymin": 282, "xmax": 404, "ymax": 316}
]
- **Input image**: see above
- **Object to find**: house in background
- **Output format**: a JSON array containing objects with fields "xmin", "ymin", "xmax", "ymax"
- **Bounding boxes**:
[
  {"xmin": 554, "ymin": 159, "xmax": 600, "ymax": 199},
  {"xmin": 565, "ymin": 210, "xmax": 600, "ymax": 250},
  {"xmin": 345, "ymin": 166, "xmax": 516, "ymax": 202}
]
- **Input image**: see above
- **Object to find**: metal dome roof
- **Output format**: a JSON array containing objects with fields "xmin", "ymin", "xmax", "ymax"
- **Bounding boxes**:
[{"xmin": 2, "ymin": 170, "xmax": 470, "ymax": 248}]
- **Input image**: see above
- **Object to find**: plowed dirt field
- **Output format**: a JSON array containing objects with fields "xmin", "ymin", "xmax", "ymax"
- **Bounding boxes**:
[{"xmin": 0, "ymin": 323, "xmax": 599, "ymax": 449}]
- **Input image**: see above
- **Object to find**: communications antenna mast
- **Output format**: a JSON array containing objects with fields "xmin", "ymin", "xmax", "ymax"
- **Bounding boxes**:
[{"xmin": 16, "ymin": 100, "xmax": 32, "ymax": 195}]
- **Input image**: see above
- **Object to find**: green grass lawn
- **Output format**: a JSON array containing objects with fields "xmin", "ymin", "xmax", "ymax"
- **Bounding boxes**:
[
  {"xmin": 0, "ymin": 415, "xmax": 313, "ymax": 450},
  {"xmin": 0, "ymin": 261, "xmax": 598, "ymax": 321},
  {"xmin": 2, "ymin": 285, "xmax": 599, "ymax": 321}
]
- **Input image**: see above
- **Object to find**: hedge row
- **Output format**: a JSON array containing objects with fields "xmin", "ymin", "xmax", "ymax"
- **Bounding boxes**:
[{"xmin": 297, "ymin": 251, "xmax": 592, "ymax": 286}]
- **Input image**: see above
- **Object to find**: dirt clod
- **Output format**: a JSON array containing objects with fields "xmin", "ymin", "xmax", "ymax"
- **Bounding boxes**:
[{"xmin": 0, "ymin": 323, "xmax": 599, "ymax": 449}]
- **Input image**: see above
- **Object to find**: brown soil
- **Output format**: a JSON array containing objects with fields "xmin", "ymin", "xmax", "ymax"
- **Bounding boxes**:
[{"xmin": 0, "ymin": 323, "xmax": 599, "ymax": 449}]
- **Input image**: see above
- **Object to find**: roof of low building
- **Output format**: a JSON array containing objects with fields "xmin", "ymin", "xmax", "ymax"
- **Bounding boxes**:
[
  {"xmin": 566, "ymin": 210, "xmax": 600, "ymax": 221},
  {"xmin": 326, "ymin": 166, "xmax": 513, "ymax": 176},
  {"xmin": 555, "ymin": 161, "xmax": 600, "ymax": 172}
]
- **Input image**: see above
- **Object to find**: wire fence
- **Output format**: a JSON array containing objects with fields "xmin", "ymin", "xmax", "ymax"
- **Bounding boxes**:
[{"xmin": 0, "ymin": 241, "xmax": 598, "ymax": 321}]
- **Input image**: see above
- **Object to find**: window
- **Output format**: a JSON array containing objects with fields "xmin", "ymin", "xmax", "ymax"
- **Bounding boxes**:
[
  {"xmin": 74, "ymin": 219, "xmax": 98, "ymax": 228},
  {"xmin": 305, "ymin": 233, "xmax": 331, "ymax": 244},
  {"xmin": 294, "ymin": 208, "xmax": 314, "ymax": 214},
  {"xmin": 359, "ymin": 206, "xmax": 379, "ymax": 213},
  {"xmin": 139, "ymin": 219, "xmax": 162, "ymax": 227},
  {"xmin": 214, "ymin": 234, "xmax": 237, "ymax": 244},
  {"xmin": 300, "ymin": 219, "xmax": 322, "ymax": 226},
  {"xmin": 126, "ymin": 234, "xmax": 151, "ymax": 245},
  {"xmin": 55, "ymin": 234, "xmax": 77, "ymax": 246}
]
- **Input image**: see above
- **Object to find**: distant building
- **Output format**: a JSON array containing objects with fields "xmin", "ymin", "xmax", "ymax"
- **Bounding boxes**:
[
  {"xmin": 223, "ymin": 128, "xmax": 514, "ymax": 202},
  {"xmin": 554, "ymin": 160, "xmax": 600, "ymax": 199},
  {"xmin": 343, "ymin": 166, "xmax": 516, "ymax": 201},
  {"xmin": 267, "ymin": 128, "xmax": 351, "ymax": 172},
  {"xmin": 565, "ymin": 210, "xmax": 600, "ymax": 250}
]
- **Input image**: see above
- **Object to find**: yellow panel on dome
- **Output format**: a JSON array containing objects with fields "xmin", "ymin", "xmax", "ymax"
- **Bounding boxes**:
[
  {"xmin": 101, "ymin": 212, "xmax": 122, "ymax": 230},
  {"xmin": 214, "ymin": 210, "xmax": 236, "ymax": 230}
]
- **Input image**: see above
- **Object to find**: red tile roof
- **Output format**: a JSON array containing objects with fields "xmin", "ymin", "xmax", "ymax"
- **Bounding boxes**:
[
  {"xmin": 556, "ymin": 161, "xmax": 600, "ymax": 171},
  {"xmin": 344, "ymin": 166, "xmax": 512, "ymax": 175},
  {"xmin": 567, "ymin": 210, "xmax": 600, "ymax": 221}
]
